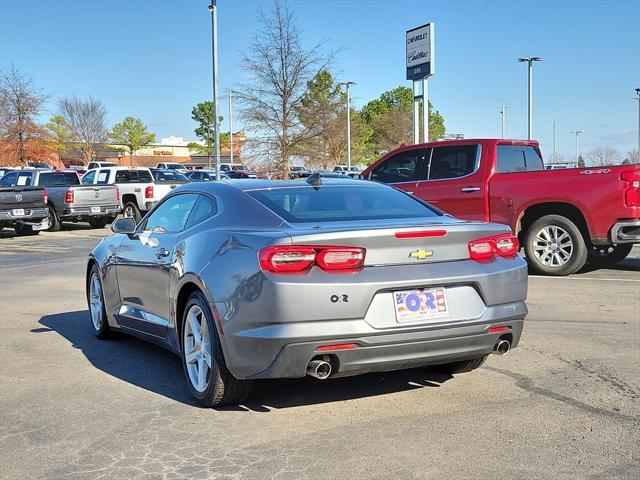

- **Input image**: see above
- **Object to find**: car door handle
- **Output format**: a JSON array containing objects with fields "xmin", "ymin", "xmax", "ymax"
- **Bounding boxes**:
[
  {"xmin": 155, "ymin": 248, "xmax": 170, "ymax": 259},
  {"xmin": 460, "ymin": 187, "xmax": 480, "ymax": 193}
]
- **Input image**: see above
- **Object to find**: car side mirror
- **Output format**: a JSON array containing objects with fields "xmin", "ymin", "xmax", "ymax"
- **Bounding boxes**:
[{"xmin": 111, "ymin": 217, "xmax": 136, "ymax": 235}]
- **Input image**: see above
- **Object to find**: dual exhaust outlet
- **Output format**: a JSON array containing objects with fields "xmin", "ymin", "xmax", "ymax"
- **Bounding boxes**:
[{"xmin": 307, "ymin": 338, "xmax": 511, "ymax": 380}]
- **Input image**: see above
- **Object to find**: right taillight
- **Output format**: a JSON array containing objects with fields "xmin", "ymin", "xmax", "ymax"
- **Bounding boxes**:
[
  {"xmin": 259, "ymin": 245, "xmax": 366, "ymax": 273},
  {"xmin": 621, "ymin": 169, "xmax": 640, "ymax": 207},
  {"xmin": 468, "ymin": 233, "xmax": 519, "ymax": 262},
  {"xmin": 42, "ymin": 189, "xmax": 47, "ymax": 206}
]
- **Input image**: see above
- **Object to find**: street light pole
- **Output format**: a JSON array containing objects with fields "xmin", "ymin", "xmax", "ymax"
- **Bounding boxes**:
[
  {"xmin": 518, "ymin": 56, "xmax": 542, "ymax": 140},
  {"xmin": 338, "ymin": 81, "xmax": 356, "ymax": 168},
  {"xmin": 635, "ymin": 88, "xmax": 640, "ymax": 156},
  {"xmin": 228, "ymin": 90, "xmax": 233, "ymax": 165},
  {"xmin": 208, "ymin": 0, "xmax": 221, "ymax": 179},
  {"xmin": 497, "ymin": 105, "xmax": 509, "ymax": 138},
  {"xmin": 571, "ymin": 130, "xmax": 584, "ymax": 165}
]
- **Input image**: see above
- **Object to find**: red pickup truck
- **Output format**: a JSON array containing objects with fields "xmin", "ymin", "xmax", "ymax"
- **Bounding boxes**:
[{"xmin": 362, "ymin": 139, "xmax": 640, "ymax": 275}]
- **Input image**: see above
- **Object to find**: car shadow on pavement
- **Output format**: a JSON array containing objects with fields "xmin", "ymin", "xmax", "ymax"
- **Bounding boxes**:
[
  {"xmin": 37, "ymin": 310, "xmax": 454, "ymax": 410},
  {"xmin": 577, "ymin": 256, "xmax": 640, "ymax": 274}
]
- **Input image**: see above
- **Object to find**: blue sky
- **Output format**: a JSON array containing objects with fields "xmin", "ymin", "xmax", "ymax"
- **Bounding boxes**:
[{"xmin": 1, "ymin": 0, "xmax": 639, "ymax": 160}]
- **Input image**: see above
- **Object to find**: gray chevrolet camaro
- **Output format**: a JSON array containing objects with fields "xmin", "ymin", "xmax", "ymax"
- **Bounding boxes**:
[{"xmin": 87, "ymin": 177, "xmax": 528, "ymax": 406}]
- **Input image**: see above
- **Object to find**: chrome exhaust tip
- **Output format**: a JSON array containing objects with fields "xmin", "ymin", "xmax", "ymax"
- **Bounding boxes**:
[
  {"xmin": 306, "ymin": 359, "xmax": 332, "ymax": 380},
  {"xmin": 494, "ymin": 339, "xmax": 511, "ymax": 355}
]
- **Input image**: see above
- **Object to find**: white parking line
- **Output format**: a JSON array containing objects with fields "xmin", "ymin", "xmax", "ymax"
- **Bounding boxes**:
[{"xmin": 529, "ymin": 275, "xmax": 640, "ymax": 283}]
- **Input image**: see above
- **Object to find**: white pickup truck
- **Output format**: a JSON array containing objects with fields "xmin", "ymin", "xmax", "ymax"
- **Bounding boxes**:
[{"xmin": 81, "ymin": 167, "xmax": 183, "ymax": 222}]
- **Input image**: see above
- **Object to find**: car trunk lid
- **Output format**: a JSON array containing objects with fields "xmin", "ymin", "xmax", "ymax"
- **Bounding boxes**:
[{"xmin": 70, "ymin": 185, "xmax": 119, "ymax": 206}]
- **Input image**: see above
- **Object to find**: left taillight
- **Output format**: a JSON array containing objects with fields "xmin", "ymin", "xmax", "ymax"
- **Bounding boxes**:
[
  {"xmin": 115, "ymin": 186, "xmax": 120, "ymax": 204},
  {"xmin": 468, "ymin": 233, "xmax": 519, "ymax": 262},
  {"xmin": 64, "ymin": 188, "xmax": 74, "ymax": 204},
  {"xmin": 145, "ymin": 185, "xmax": 154, "ymax": 199},
  {"xmin": 259, "ymin": 245, "xmax": 366, "ymax": 273},
  {"xmin": 621, "ymin": 169, "xmax": 640, "ymax": 207}
]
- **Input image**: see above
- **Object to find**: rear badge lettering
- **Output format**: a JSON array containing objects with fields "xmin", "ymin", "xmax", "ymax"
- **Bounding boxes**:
[{"xmin": 330, "ymin": 294, "xmax": 349, "ymax": 303}]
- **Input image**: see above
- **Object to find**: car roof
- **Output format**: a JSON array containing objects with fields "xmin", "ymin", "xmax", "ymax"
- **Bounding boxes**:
[{"xmin": 181, "ymin": 177, "xmax": 365, "ymax": 193}]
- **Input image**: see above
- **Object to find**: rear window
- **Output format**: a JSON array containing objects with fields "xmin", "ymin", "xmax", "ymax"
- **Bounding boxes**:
[
  {"xmin": 496, "ymin": 146, "xmax": 544, "ymax": 173},
  {"xmin": 39, "ymin": 172, "xmax": 80, "ymax": 186},
  {"xmin": 247, "ymin": 185, "xmax": 440, "ymax": 223},
  {"xmin": 152, "ymin": 170, "xmax": 189, "ymax": 182},
  {"xmin": 115, "ymin": 170, "xmax": 153, "ymax": 183}
]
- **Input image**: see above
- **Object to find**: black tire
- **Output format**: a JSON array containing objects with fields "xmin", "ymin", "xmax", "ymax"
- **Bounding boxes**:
[
  {"xmin": 86, "ymin": 265, "xmax": 113, "ymax": 339},
  {"xmin": 46, "ymin": 205, "xmax": 61, "ymax": 232},
  {"xmin": 181, "ymin": 291, "xmax": 252, "ymax": 407},
  {"xmin": 586, "ymin": 243, "xmax": 633, "ymax": 268},
  {"xmin": 88, "ymin": 218, "xmax": 109, "ymax": 229},
  {"xmin": 122, "ymin": 202, "xmax": 141, "ymax": 223},
  {"xmin": 14, "ymin": 224, "xmax": 40, "ymax": 236},
  {"xmin": 523, "ymin": 214, "xmax": 588, "ymax": 276},
  {"xmin": 432, "ymin": 355, "xmax": 488, "ymax": 374}
]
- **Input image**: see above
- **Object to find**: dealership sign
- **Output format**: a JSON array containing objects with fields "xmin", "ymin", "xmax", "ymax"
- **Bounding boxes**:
[{"xmin": 406, "ymin": 23, "xmax": 434, "ymax": 80}]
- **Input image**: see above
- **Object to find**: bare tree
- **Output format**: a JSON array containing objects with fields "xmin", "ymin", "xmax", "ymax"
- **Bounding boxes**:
[
  {"xmin": 0, "ymin": 66, "xmax": 48, "ymax": 164},
  {"xmin": 58, "ymin": 96, "xmax": 108, "ymax": 162},
  {"xmin": 624, "ymin": 148, "xmax": 639, "ymax": 164},
  {"xmin": 586, "ymin": 146, "xmax": 621, "ymax": 166},
  {"xmin": 238, "ymin": 0, "xmax": 332, "ymax": 177}
]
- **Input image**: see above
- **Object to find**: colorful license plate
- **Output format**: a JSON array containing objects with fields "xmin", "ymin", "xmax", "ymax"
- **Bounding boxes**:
[
  {"xmin": 91, "ymin": 206, "xmax": 101, "ymax": 213},
  {"xmin": 394, "ymin": 288, "xmax": 449, "ymax": 322},
  {"xmin": 12, "ymin": 209, "xmax": 25, "ymax": 217}
]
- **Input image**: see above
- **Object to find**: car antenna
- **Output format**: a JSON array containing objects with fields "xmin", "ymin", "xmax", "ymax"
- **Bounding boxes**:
[{"xmin": 305, "ymin": 172, "xmax": 322, "ymax": 190}]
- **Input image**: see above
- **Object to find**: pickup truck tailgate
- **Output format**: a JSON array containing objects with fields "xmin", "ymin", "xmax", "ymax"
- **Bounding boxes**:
[
  {"xmin": 72, "ymin": 185, "xmax": 119, "ymax": 207},
  {"xmin": 0, "ymin": 187, "xmax": 46, "ymax": 209}
]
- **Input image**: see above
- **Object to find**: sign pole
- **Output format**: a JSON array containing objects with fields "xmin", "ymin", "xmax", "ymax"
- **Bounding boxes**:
[
  {"xmin": 422, "ymin": 78, "xmax": 429, "ymax": 143},
  {"xmin": 413, "ymin": 81, "xmax": 420, "ymax": 144}
]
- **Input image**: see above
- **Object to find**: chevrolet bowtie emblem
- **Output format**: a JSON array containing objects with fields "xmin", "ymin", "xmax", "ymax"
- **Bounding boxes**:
[{"xmin": 409, "ymin": 249, "xmax": 433, "ymax": 260}]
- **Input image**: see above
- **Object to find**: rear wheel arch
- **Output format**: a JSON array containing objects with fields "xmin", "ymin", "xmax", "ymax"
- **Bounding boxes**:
[
  {"xmin": 175, "ymin": 279, "xmax": 219, "ymax": 343},
  {"xmin": 121, "ymin": 194, "xmax": 138, "ymax": 207},
  {"xmin": 517, "ymin": 202, "xmax": 590, "ymax": 243}
]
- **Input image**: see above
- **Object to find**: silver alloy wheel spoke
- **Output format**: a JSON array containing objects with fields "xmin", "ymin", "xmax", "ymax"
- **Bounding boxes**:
[
  {"xmin": 184, "ymin": 305, "xmax": 212, "ymax": 393},
  {"xmin": 533, "ymin": 225, "xmax": 573, "ymax": 267},
  {"xmin": 89, "ymin": 274, "xmax": 103, "ymax": 330}
]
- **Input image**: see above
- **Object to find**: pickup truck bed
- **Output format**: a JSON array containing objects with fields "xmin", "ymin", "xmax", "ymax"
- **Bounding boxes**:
[{"xmin": 363, "ymin": 139, "xmax": 640, "ymax": 275}]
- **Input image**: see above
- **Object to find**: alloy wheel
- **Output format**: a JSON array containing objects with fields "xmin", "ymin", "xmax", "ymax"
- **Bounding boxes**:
[
  {"xmin": 532, "ymin": 225, "xmax": 574, "ymax": 267},
  {"xmin": 89, "ymin": 273, "xmax": 103, "ymax": 331},
  {"xmin": 123, "ymin": 205, "xmax": 135, "ymax": 218},
  {"xmin": 183, "ymin": 305, "xmax": 212, "ymax": 393}
]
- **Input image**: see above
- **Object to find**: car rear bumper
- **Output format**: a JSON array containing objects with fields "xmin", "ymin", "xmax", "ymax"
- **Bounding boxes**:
[
  {"xmin": 62, "ymin": 205, "xmax": 121, "ymax": 217},
  {"xmin": 0, "ymin": 207, "xmax": 48, "ymax": 222},
  {"xmin": 610, "ymin": 220, "xmax": 640, "ymax": 244},
  {"xmin": 243, "ymin": 312, "xmax": 525, "ymax": 380}
]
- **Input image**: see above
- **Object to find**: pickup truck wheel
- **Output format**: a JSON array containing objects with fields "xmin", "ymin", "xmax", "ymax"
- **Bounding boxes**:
[
  {"xmin": 14, "ymin": 224, "xmax": 40, "ymax": 236},
  {"xmin": 123, "ymin": 202, "xmax": 141, "ymax": 223},
  {"xmin": 46, "ymin": 206, "xmax": 61, "ymax": 232},
  {"xmin": 88, "ymin": 218, "xmax": 109, "ymax": 229},
  {"xmin": 587, "ymin": 243, "xmax": 633, "ymax": 268},
  {"xmin": 524, "ymin": 214, "xmax": 587, "ymax": 276}
]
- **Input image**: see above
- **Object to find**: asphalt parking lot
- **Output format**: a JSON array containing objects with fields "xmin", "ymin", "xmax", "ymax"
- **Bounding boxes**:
[{"xmin": 1, "ymin": 226, "xmax": 638, "ymax": 480}]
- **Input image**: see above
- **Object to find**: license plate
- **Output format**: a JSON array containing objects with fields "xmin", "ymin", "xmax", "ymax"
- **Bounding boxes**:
[
  {"xmin": 12, "ymin": 209, "xmax": 25, "ymax": 217},
  {"xmin": 393, "ymin": 288, "xmax": 449, "ymax": 323},
  {"xmin": 91, "ymin": 206, "xmax": 101, "ymax": 213},
  {"xmin": 32, "ymin": 219, "xmax": 50, "ymax": 231}
]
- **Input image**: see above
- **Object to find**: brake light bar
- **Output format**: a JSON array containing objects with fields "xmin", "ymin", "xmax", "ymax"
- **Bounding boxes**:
[
  {"xmin": 395, "ymin": 229, "xmax": 447, "ymax": 239},
  {"xmin": 64, "ymin": 188, "xmax": 74, "ymax": 204},
  {"xmin": 259, "ymin": 245, "xmax": 366, "ymax": 273},
  {"xmin": 468, "ymin": 233, "xmax": 519, "ymax": 262},
  {"xmin": 621, "ymin": 169, "xmax": 640, "ymax": 207}
]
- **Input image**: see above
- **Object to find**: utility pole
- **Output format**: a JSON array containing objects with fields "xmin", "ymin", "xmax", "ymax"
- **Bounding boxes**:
[
  {"xmin": 228, "ymin": 90, "xmax": 233, "ymax": 164},
  {"xmin": 498, "ymin": 105, "xmax": 509, "ymax": 138},
  {"xmin": 635, "ymin": 88, "xmax": 640, "ymax": 156},
  {"xmin": 571, "ymin": 130, "xmax": 584, "ymax": 165},
  {"xmin": 518, "ymin": 57, "xmax": 542, "ymax": 140},
  {"xmin": 208, "ymin": 0, "xmax": 221, "ymax": 179},
  {"xmin": 338, "ymin": 81, "xmax": 356, "ymax": 168},
  {"xmin": 550, "ymin": 120, "xmax": 556, "ymax": 163}
]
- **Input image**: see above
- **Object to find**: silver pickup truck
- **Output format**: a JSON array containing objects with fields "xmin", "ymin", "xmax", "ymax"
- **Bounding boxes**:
[{"xmin": 0, "ymin": 169, "xmax": 120, "ymax": 231}]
